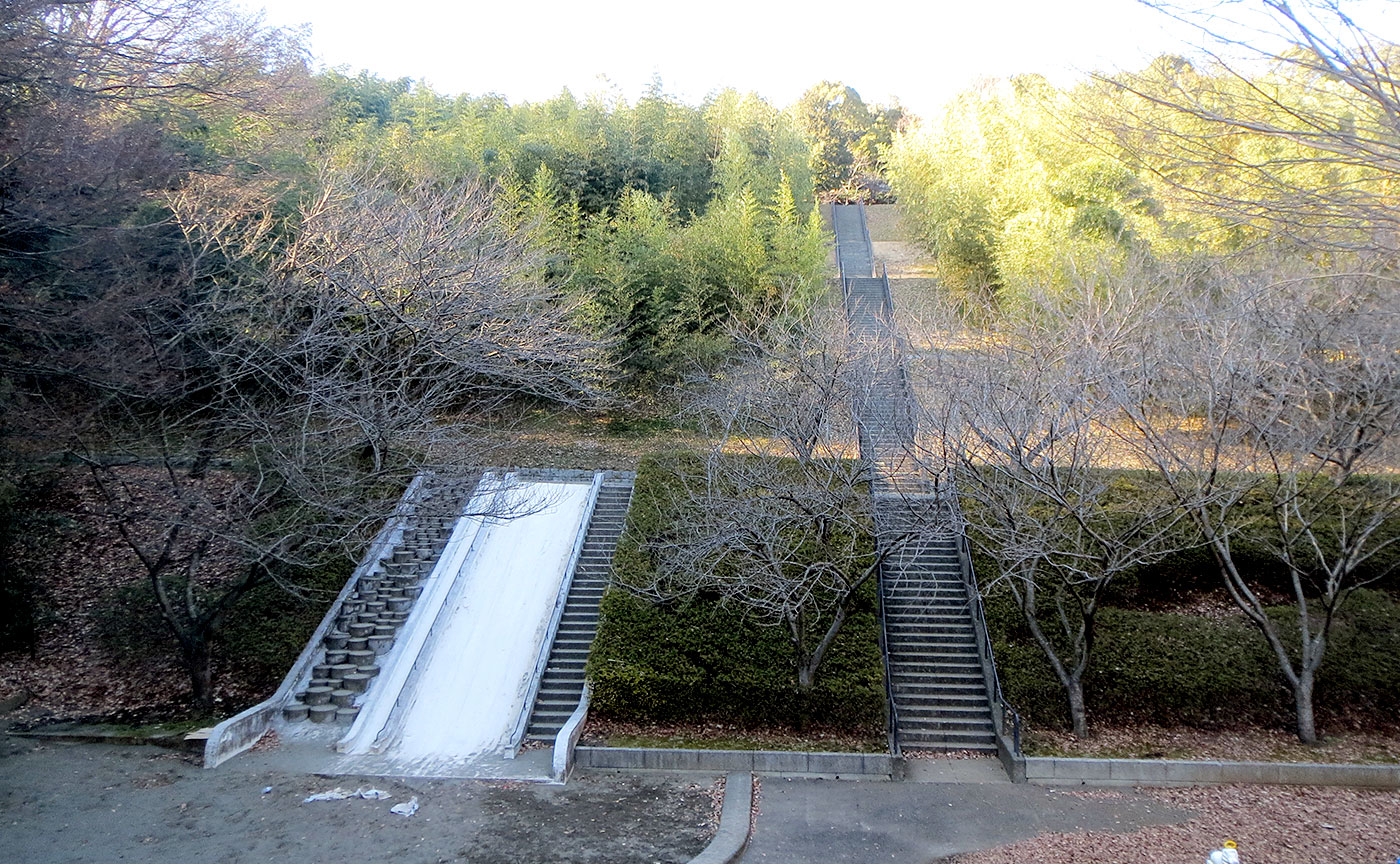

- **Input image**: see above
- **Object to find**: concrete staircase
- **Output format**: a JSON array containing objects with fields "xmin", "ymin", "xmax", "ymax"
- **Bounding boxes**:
[
  {"xmin": 845, "ymin": 276, "xmax": 920, "ymax": 497},
  {"xmin": 282, "ymin": 475, "xmax": 475, "ymax": 725},
  {"xmin": 832, "ymin": 203, "xmax": 998, "ymax": 753},
  {"xmin": 833, "ymin": 204, "xmax": 873, "ymax": 277},
  {"xmin": 878, "ymin": 502, "xmax": 997, "ymax": 751},
  {"xmin": 524, "ymin": 472, "xmax": 636, "ymax": 741}
]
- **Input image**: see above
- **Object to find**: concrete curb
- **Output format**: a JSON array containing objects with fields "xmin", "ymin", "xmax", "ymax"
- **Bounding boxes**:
[
  {"xmin": 9, "ymin": 726, "xmax": 199, "ymax": 751},
  {"xmin": 1026, "ymin": 756, "xmax": 1400, "ymax": 788},
  {"xmin": 575, "ymin": 747, "xmax": 898, "ymax": 778},
  {"xmin": 688, "ymin": 772, "xmax": 752, "ymax": 864}
]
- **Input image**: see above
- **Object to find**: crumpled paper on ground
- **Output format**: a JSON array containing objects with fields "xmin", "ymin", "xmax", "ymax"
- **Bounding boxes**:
[{"xmin": 302, "ymin": 787, "xmax": 393, "ymax": 803}]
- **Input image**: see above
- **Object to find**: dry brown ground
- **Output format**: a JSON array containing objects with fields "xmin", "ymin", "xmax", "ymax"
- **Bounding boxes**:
[
  {"xmin": 0, "ymin": 469, "xmax": 252, "ymax": 720},
  {"xmin": 952, "ymin": 785, "xmax": 1400, "ymax": 863},
  {"xmin": 1028, "ymin": 724, "xmax": 1400, "ymax": 765},
  {"xmin": 0, "ymin": 731, "xmax": 720, "ymax": 864},
  {"xmin": 581, "ymin": 718, "xmax": 886, "ymax": 752}
]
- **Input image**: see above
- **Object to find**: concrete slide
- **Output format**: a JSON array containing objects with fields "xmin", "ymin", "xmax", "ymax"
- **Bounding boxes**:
[{"xmin": 338, "ymin": 476, "xmax": 595, "ymax": 772}]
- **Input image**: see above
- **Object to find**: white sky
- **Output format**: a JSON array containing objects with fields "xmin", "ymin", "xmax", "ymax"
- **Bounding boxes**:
[{"xmin": 245, "ymin": 0, "xmax": 1400, "ymax": 119}]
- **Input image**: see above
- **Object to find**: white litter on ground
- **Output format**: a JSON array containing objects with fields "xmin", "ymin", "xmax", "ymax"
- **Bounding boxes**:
[
  {"xmin": 302, "ymin": 787, "xmax": 394, "ymax": 803},
  {"xmin": 389, "ymin": 796, "xmax": 419, "ymax": 817}
]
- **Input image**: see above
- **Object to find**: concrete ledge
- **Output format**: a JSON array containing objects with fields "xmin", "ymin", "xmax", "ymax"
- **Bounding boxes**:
[
  {"xmin": 551, "ymin": 683, "xmax": 591, "ymax": 782},
  {"xmin": 576, "ymin": 747, "xmax": 898, "ymax": 778},
  {"xmin": 9, "ymin": 724, "xmax": 201, "ymax": 752},
  {"xmin": 688, "ymin": 772, "xmax": 752, "ymax": 864},
  {"xmin": 1025, "ymin": 756, "xmax": 1400, "ymax": 788}
]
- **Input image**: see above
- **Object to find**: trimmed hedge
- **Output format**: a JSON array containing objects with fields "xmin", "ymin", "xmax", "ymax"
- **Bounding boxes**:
[
  {"xmin": 966, "ymin": 468, "xmax": 1400, "ymax": 731},
  {"xmin": 989, "ymin": 588, "xmax": 1400, "ymax": 730},
  {"xmin": 587, "ymin": 586, "xmax": 885, "ymax": 729},
  {"xmin": 96, "ymin": 556, "xmax": 354, "ymax": 700},
  {"xmin": 586, "ymin": 455, "xmax": 886, "ymax": 731}
]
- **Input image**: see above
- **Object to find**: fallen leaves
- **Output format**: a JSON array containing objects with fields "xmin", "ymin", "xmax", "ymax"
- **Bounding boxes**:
[{"xmin": 955, "ymin": 785, "xmax": 1400, "ymax": 864}]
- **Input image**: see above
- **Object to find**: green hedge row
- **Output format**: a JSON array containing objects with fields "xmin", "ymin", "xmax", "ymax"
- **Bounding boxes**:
[
  {"xmin": 217, "ymin": 558, "xmax": 354, "ymax": 692},
  {"xmin": 966, "ymin": 470, "xmax": 1400, "ymax": 606},
  {"xmin": 96, "ymin": 556, "xmax": 354, "ymax": 701},
  {"xmin": 587, "ymin": 586, "xmax": 885, "ymax": 729},
  {"xmin": 988, "ymin": 588, "xmax": 1400, "ymax": 730},
  {"xmin": 587, "ymin": 455, "xmax": 886, "ymax": 731}
]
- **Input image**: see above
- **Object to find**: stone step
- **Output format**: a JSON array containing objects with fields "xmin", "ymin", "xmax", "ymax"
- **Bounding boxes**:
[
  {"xmin": 890, "ymin": 658, "xmax": 985, "ymax": 675},
  {"xmin": 887, "ymin": 626, "xmax": 977, "ymax": 639},
  {"xmin": 887, "ymin": 633, "xmax": 978, "ymax": 647},
  {"xmin": 900, "ymin": 734, "xmax": 998, "ymax": 752},
  {"xmin": 900, "ymin": 717, "xmax": 996, "ymax": 734},
  {"xmin": 889, "ymin": 678, "xmax": 986, "ymax": 696},
  {"xmin": 888, "ymin": 657, "xmax": 983, "ymax": 672},
  {"xmin": 892, "ymin": 687, "xmax": 990, "ymax": 705},
  {"xmin": 883, "ymin": 612, "xmax": 972, "ymax": 623},
  {"xmin": 543, "ymin": 671, "xmax": 586, "ymax": 683},
  {"xmin": 884, "ymin": 647, "xmax": 979, "ymax": 662},
  {"xmin": 894, "ymin": 702, "xmax": 992, "ymax": 721}
]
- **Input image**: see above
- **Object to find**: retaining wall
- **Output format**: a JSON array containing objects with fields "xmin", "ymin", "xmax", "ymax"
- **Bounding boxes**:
[{"xmin": 576, "ymin": 746, "xmax": 900, "ymax": 778}]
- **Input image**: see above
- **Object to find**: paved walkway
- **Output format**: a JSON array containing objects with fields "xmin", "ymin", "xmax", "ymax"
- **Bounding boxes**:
[{"xmin": 740, "ymin": 774, "xmax": 1185, "ymax": 863}]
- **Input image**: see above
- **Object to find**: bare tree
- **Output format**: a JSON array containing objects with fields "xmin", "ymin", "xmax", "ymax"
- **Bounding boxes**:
[
  {"xmin": 68, "ymin": 171, "xmax": 612, "ymax": 709},
  {"xmin": 626, "ymin": 307, "xmax": 886, "ymax": 694},
  {"xmin": 0, "ymin": 0, "xmax": 318, "ymax": 421},
  {"xmin": 918, "ymin": 279, "xmax": 1192, "ymax": 737},
  {"xmin": 1097, "ymin": 1, "xmax": 1400, "ymax": 255},
  {"xmin": 1106, "ymin": 264, "xmax": 1400, "ymax": 743}
]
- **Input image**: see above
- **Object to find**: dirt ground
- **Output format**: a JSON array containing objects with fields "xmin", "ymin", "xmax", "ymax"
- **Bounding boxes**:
[
  {"xmin": 0, "ymin": 728, "xmax": 718, "ymax": 864},
  {"xmin": 1027, "ymin": 723, "xmax": 1400, "ymax": 765},
  {"xmin": 951, "ymin": 785, "xmax": 1400, "ymax": 864}
]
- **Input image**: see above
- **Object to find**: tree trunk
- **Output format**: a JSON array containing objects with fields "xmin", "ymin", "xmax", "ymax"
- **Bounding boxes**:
[
  {"xmin": 1294, "ymin": 670, "xmax": 1318, "ymax": 745},
  {"xmin": 183, "ymin": 637, "xmax": 214, "ymax": 713},
  {"xmin": 1067, "ymin": 677, "xmax": 1089, "ymax": 739}
]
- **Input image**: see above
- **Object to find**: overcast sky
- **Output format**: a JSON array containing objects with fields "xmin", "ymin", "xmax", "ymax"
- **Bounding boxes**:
[{"xmin": 244, "ymin": 0, "xmax": 1400, "ymax": 118}]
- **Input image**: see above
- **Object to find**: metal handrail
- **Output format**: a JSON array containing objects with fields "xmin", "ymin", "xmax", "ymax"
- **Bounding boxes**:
[
  {"xmin": 873, "ymin": 543, "xmax": 902, "ymax": 758},
  {"xmin": 857, "ymin": 200, "xmax": 873, "ymax": 274},
  {"xmin": 945, "ymin": 489, "xmax": 1022, "ymax": 755}
]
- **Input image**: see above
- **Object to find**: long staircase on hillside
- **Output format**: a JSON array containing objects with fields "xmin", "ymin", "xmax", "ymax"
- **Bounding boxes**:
[
  {"xmin": 832, "ymin": 203, "xmax": 998, "ymax": 752},
  {"xmin": 524, "ymin": 472, "xmax": 636, "ymax": 742}
]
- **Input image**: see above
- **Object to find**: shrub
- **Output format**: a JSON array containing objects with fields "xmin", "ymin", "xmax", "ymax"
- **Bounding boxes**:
[
  {"xmin": 217, "ymin": 557, "xmax": 354, "ymax": 693},
  {"xmin": 587, "ymin": 455, "xmax": 886, "ymax": 732},
  {"xmin": 988, "ymin": 586, "xmax": 1400, "ymax": 730},
  {"xmin": 587, "ymin": 586, "xmax": 884, "ymax": 730},
  {"xmin": 0, "ymin": 465, "xmax": 61, "ymax": 654}
]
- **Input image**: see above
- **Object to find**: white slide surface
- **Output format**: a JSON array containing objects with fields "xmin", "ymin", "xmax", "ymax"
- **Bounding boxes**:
[{"xmin": 366, "ymin": 480, "xmax": 591, "ymax": 769}]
